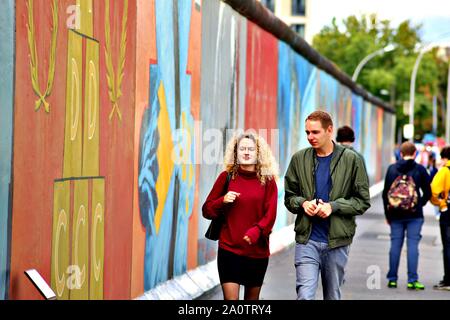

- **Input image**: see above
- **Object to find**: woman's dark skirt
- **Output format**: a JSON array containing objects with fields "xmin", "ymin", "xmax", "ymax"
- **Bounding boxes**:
[{"xmin": 217, "ymin": 248, "xmax": 269, "ymax": 287}]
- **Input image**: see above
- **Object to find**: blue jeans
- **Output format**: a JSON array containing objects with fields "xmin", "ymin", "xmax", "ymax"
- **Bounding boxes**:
[
  {"xmin": 294, "ymin": 240, "xmax": 349, "ymax": 300},
  {"xmin": 387, "ymin": 218, "xmax": 424, "ymax": 283}
]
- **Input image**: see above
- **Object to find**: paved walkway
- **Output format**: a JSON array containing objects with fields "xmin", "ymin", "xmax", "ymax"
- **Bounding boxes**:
[{"xmin": 198, "ymin": 195, "xmax": 450, "ymax": 300}]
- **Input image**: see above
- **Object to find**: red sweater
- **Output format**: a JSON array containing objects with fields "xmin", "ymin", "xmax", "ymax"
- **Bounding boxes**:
[{"xmin": 202, "ymin": 168, "xmax": 278, "ymax": 258}]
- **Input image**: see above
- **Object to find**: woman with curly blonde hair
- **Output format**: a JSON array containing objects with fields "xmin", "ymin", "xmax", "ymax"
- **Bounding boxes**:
[{"xmin": 202, "ymin": 132, "xmax": 279, "ymax": 300}]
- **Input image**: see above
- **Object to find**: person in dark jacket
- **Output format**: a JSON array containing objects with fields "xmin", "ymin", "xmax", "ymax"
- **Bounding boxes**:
[
  {"xmin": 426, "ymin": 152, "xmax": 440, "ymax": 220},
  {"xmin": 426, "ymin": 152, "xmax": 438, "ymax": 180},
  {"xmin": 382, "ymin": 141, "xmax": 431, "ymax": 290},
  {"xmin": 202, "ymin": 133, "xmax": 278, "ymax": 300},
  {"xmin": 285, "ymin": 111, "xmax": 370, "ymax": 300},
  {"xmin": 336, "ymin": 125, "xmax": 366, "ymax": 169}
]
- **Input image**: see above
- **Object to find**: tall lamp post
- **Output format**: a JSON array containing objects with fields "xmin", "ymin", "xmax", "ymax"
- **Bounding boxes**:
[
  {"xmin": 408, "ymin": 41, "xmax": 450, "ymax": 142},
  {"xmin": 408, "ymin": 44, "xmax": 432, "ymax": 141},
  {"xmin": 446, "ymin": 48, "xmax": 450, "ymax": 143},
  {"xmin": 352, "ymin": 44, "xmax": 396, "ymax": 82}
]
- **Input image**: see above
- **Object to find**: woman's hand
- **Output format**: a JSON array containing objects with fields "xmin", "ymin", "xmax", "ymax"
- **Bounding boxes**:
[
  {"xmin": 244, "ymin": 226, "xmax": 261, "ymax": 245},
  {"xmin": 223, "ymin": 191, "xmax": 240, "ymax": 204}
]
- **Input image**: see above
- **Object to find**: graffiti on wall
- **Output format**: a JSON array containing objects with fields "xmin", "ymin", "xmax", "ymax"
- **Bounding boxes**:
[
  {"xmin": 3, "ymin": 0, "xmax": 395, "ymax": 299},
  {"xmin": 9, "ymin": 0, "xmax": 136, "ymax": 300},
  {"xmin": 138, "ymin": 0, "xmax": 197, "ymax": 291}
]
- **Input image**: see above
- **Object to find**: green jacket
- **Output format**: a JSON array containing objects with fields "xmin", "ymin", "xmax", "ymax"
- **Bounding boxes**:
[{"xmin": 284, "ymin": 143, "xmax": 371, "ymax": 248}]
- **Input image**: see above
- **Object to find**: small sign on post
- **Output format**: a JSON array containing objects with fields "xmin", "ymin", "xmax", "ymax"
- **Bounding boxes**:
[
  {"xmin": 24, "ymin": 269, "xmax": 57, "ymax": 300},
  {"xmin": 403, "ymin": 124, "xmax": 414, "ymax": 140}
]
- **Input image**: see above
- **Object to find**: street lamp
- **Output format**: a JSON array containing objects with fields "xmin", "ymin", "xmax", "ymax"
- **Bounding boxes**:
[
  {"xmin": 445, "ymin": 47, "xmax": 450, "ymax": 143},
  {"xmin": 408, "ymin": 40, "xmax": 450, "ymax": 141},
  {"xmin": 408, "ymin": 44, "xmax": 431, "ymax": 141},
  {"xmin": 352, "ymin": 44, "xmax": 396, "ymax": 82}
]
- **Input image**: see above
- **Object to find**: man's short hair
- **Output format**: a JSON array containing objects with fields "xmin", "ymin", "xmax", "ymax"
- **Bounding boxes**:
[
  {"xmin": 400, "ymin": 142, "xmax": 416, "ymax": 157},
  {"xmin": 441, "ymin": 146, "xmax": 450, "ymax": 160},
  {"xmin": 306, "ymin": 110, "xmax": 333, "ymax": 129},
  {"xmin": 336, "ymin": 126, "xmax": 355, "ymax": 143}
]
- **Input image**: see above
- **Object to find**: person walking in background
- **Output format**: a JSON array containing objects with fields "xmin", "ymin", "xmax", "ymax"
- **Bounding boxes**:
[
  {"xmin": 426, "ymin": 153, "xmax": 440, "ymax": 220},
  {"xmin": 202, "ymin": 133, "xmax": 279, "ymax": 300},
  {"xmin": 382, "ymin": 142, "xmax": 431, "ymax": 290},
  {"xmin": 426, "ymin": 152, "xmax": 438, "ymax": 180},
  {"xmin": 336, "ymin": 125, "xmax": 366, "ymax": 168},
  {"xmin": 430, "ymin": 146, "xmax": 450, "ymax": 291},
  {"xmin": 284, "ymin": 110, "xmax": 370, "ymax": 300},
  {"xmin": 394, "ymin": 143, "xmax": 402, "ymax": 162}
]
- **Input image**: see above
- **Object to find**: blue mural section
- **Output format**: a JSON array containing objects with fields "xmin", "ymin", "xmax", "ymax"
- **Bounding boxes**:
[
  {"xmin": 277, "ymin": 44, "xmax": 314, "ymax": 172},
  {"xmin": 277, "ymin": 41, "xmax": 293, "ymax": 176},
  {"xmin": 363, "ymin": 102, "xmax": 376, "ymax": 184},
  {"xmin": 352, "ymin": 95, "xmax": 363, "ymax": 153},
  {"xmin": 138, "ymin": 0, "xmax": 177, "ymax": 291},
  {"xmin": 275, "ymin": 42, "xmax": 293, "ymax": 230},
  {"xmin": 173, "ymin": 0, "xmax": 195, "ymax": 277},
  {"xmin": 0, "ymin": 0, "xmax": 14, "ymax": 300},
  {"xmin": 318, "ymin": 70, "xmax": 338, "ymax": 120},
  {"xmin": 139, "ymin": 63, "xmax": 161, "ymax": 289},
  {"xmin": 293, "ymin": 54, "xmax": 313, "ymax": 153},
  {"xmin": 138, "ymin": 0, "xmax": 196, "ymax": 291},
  {"xmin": 298, "ymin": 67, "xmax": 318, "ymax": 151}
]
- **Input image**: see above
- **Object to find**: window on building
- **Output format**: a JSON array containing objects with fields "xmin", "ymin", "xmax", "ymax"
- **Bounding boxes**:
[
  {"xmin": 292, "ymin": 0, "xmax": 306, "ymax": 16},
  {"xmin": 291, "ymin": 24, "xmax": 305, "ymax": 38},
  {"xmin": 260, "ymin": 0, "xmax": 275, "ymax": 12}
]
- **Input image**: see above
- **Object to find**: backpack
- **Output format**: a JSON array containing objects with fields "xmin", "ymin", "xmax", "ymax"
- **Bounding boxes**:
[{"xmin": 387, "ymin": 172, "xmax": 418, "ymax": 212}]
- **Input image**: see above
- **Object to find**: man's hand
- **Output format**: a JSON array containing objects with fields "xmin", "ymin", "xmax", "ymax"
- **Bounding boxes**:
[
  {"xmin": 302, "ymin": 200, "xmax": 318, "ymax": 217},
  {"xmin": 223, "ymin": 191, "xmax": 240, "ymax": 204},
  {"xmin": 316, "ymin": 199, "xmax": 332, "ymax": 218}
]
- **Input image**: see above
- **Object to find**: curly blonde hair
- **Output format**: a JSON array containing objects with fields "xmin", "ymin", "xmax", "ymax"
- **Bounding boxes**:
[{"xmin": 223, "ymin": 132, "xmax": 279, "ymax": 185}]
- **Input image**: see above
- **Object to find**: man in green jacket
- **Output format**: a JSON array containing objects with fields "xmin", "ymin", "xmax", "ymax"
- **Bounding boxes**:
[{"xmin": 284, "ymin": 111, "xmax": 370, "ymax": 300}]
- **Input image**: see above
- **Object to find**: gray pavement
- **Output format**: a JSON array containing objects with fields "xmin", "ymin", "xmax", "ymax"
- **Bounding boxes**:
[{"xmin": 198, "ymin": 195, "xmax": 450, "ymax": 300}]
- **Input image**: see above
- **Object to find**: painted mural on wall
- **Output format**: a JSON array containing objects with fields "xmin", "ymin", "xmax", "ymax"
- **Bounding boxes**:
[
  {"xmin": 51, "ymin": 0, "xmax": 105, "ymax": 299},
  {"xmin": 9, "ymin": 0, "xmax": 136, "ymax": 300},
  {"xmin": 0, "ymin": 0, "xmax": 14, "ymax": 301},
  {"xmin": 3, "ymin": 0, "xmax": 394, "ymax": 300},
  {"xmin": 137, "ymin": 0, "xmax": 198, "ymax": 291}
]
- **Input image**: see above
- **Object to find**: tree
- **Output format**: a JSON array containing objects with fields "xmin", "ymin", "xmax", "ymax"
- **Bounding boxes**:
[{"xmin": 312, "ymin": 14, "xmax": 448, "ymax": 141}]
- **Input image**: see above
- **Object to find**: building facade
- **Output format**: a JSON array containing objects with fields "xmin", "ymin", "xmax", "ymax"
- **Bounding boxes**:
[{"xmin": 259, "ymin": 0, "xmax": 311, "ymax": 43}]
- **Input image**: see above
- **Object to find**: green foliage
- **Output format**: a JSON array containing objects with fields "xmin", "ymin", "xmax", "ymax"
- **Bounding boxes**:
[{"xmin": 312, "ymin": 14, "xmax": 449, "ymax": 140}]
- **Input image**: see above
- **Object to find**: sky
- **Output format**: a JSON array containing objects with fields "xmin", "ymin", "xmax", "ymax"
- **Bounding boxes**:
[{"xmin": 309, "ymin": 0, "xmax": 450, "ymax": 44}]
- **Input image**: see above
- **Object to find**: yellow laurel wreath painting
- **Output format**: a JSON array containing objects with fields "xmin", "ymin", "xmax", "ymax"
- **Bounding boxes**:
[
  {"xmin": 105, "ymin": 0, "xmax": 129, "ymax": 122},
  {"xmin": 26, "ymin": 0, "xmax": 58, "ymax": 113}
]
